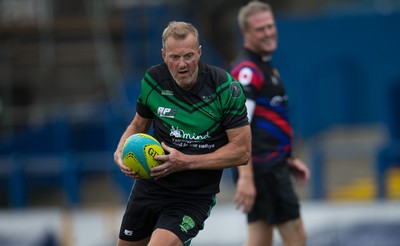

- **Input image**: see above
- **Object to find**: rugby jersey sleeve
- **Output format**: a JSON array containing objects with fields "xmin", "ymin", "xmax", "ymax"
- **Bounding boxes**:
[
  {"xmin": 136, "ymin": 71, "xmax": 156, "ymax": 119},
  {"xmin": 230, "ymin": 60, "xmax": 264, "ymax": 101},
  {"xmin": 220, "ymin": 72, "xmax": 249, "ymax": 129}
]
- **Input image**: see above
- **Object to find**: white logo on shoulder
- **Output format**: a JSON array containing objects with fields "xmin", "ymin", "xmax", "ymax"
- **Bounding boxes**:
[
  {"xmin": 124, "ymin": 229, "xmax": 133, "ymax": 236},
  {"xmin": 238, "ymin": 67, "xmax": 253, "ymax": 86},
  {"xmin": 161, "ymin": 90, "xmax": 174, "ymax": 96},
  {"xmin": 157, "ymin": 107, "xmax": 177, "ymax": 118},
  {"xmin": 271, "ymin": 76, "xmax": 279, "ymax": 85}
]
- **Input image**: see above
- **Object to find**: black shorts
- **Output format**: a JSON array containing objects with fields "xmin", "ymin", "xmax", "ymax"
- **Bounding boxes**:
[
  {"xmin": 248, "ymin": 160, "xmax": 300, "ymax": 225},
  {"xmin": 119, "ymin": 180, "xmax": 217, "ymax": 245}
]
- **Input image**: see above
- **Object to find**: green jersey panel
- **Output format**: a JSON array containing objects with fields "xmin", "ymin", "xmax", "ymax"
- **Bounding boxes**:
[{"xmin": 135, "ymin": 62, "xmax": 248, "ymax": 194}]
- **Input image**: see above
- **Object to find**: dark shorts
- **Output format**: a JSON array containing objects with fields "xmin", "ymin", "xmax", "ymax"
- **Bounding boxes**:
[
  {"xmin": 248, "ymin": 160, "xmax": 300, "ymax": 225},
  {"xmin": 119, "ymin": 180, "xmax": 216, "ymax": 245}
]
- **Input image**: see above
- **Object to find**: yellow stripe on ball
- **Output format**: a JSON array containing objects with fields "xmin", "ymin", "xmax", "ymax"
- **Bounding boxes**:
[{"xmin": 123, "ymin": 152, "xmax": 151, "ymax": 179}]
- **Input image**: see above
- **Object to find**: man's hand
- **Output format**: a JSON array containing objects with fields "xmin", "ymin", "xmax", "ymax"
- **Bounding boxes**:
[
  {"xmin": 151, "ymin": 142, "xmax": 186, "ymax": 179},
  {"xmin": 234, "ymin": 168, "xmax": 256, "ymax": 213},
  {"xmin": 114, "ymin": 150, "xmax": 141, "ymax": 179},
  {"xmin": 287, "ymin": 157, "xmax": 310, "ymax": 185}
]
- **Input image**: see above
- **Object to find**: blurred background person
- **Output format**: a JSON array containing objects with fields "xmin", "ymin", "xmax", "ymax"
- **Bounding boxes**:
[{"xmin": 230, "ymin": 1, "xmax": 310, "ymax": 246}]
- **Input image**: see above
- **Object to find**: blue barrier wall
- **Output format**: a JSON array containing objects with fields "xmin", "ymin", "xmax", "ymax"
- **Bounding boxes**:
[{"xmin": 273, "ymin": 13, "xmax": 400, "ymax": 138}]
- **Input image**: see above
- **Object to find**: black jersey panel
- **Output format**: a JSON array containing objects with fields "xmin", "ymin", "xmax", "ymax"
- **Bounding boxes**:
[{"xmin": 134, "ymin": 61, "xmax": 248, "ymax": 194}]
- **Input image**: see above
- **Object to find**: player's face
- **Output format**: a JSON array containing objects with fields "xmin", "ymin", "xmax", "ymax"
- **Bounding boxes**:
[
  {"xmin": 162, "ymin": 34, "xmax": 202, "ymax": 90},
  {"xmin": 243, "ymin": 11, "xmax": 277, "ymax": 56}
]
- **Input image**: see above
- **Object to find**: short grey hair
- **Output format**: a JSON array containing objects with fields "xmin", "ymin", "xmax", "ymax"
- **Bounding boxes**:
[
  {"xmin": 237, "ymin": 1, "xmax": 272, "ymax": 30},
  {"xmin": 162, "ymin": 21, "xmax": 200, "ymax": 51}
]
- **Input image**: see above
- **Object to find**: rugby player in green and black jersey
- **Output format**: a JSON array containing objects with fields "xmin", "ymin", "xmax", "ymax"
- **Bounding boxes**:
[{"xmin": 114, "ymin": 21, "xmax": 251, "ymax": 246}]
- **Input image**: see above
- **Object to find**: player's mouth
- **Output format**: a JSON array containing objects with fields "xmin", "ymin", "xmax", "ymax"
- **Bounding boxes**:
[
  {"xmin": 262, "ymin": 38, "xmax": 275, "ymax": 44},
  {"xmin": 178, "ymin": 69, "xmax": 188, "ymax": 76},
  {"xmin": 262, "ymin": 38, "xmax": 274, "ymax": 44}
]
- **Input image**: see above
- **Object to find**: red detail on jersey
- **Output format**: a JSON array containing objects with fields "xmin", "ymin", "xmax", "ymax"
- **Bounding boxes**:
[
  {"xmin": 252, "ymin": 144, "xmax": 291, "ymax": 163},
  {"xmin": 255, "ymin": 106, "xmax": 293, "ymax": 138},
  {"xmin": 231, "ymin": 61, "xmax": 264, "ymax": 90}
]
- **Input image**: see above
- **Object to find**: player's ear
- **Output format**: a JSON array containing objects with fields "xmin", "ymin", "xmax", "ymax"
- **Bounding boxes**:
[
  {"xmin": 161, "ymin": 48, "xmax": 166, "ymax": 61},
  {"xmin": 197, "ymin": 45, "xmax": 202, "ymax": 56}
]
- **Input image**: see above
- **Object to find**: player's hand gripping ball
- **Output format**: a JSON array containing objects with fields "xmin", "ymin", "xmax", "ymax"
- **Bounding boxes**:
[{"xmin": 122, "ymin": 133, "xmax": 164, "ymax": 179}]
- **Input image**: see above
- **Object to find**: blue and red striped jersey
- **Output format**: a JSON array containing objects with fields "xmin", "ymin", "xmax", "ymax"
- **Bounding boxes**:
[{"xmin": 230, "ymin": 48, "xmax": 293, "ymax": 167}]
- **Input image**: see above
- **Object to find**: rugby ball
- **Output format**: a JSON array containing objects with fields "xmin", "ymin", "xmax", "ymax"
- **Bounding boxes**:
[{"xmin": 122, "ymin": 133, "xmax": 164, "ymax": 179}]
